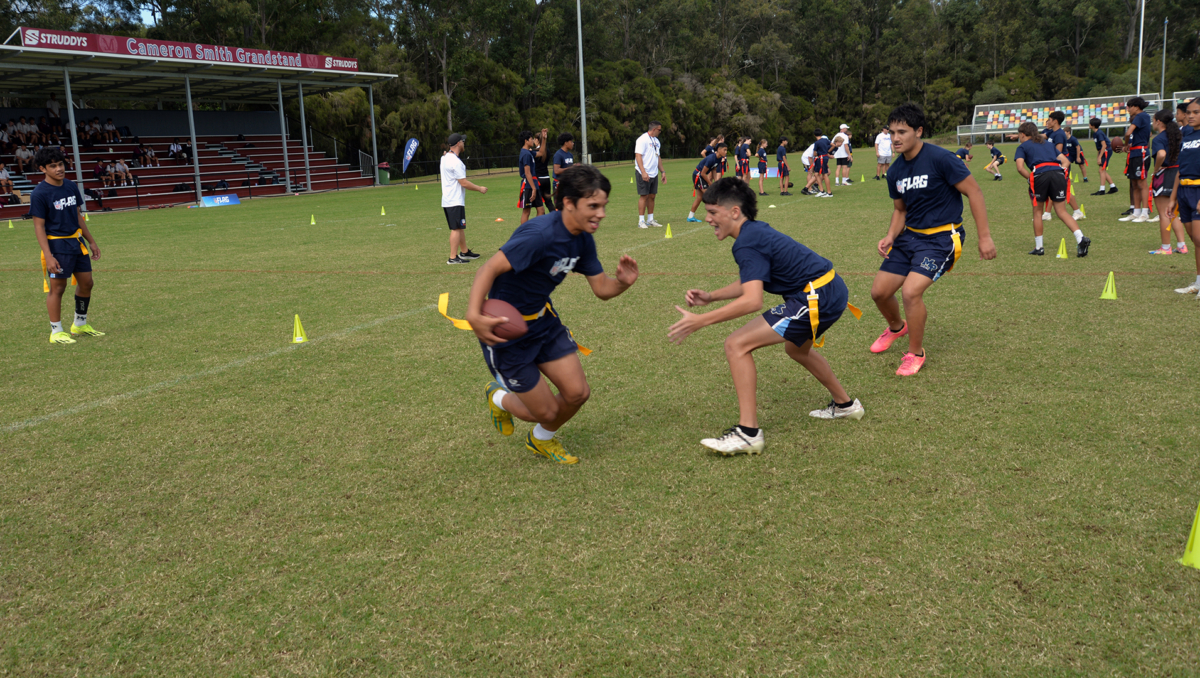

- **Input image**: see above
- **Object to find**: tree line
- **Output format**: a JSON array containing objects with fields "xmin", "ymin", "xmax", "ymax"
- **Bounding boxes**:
[{"xmin": 4, "ymin": 0, "xmax": 1199, "ymax": 169}]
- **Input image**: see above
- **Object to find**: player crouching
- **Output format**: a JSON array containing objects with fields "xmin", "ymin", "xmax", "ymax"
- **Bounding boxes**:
[
  {"xmin": 669, "ymin": 178, "xmax": 864, "ymax": 456},
  {"xmin": 465, "ymin": 165, "xmax": 639, "ymax": 464}
]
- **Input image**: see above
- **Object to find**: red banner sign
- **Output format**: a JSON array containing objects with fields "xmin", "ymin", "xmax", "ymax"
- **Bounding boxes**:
[{"xmin": 17, "ymin": 27, "xmax": 358, "ymax": 72}]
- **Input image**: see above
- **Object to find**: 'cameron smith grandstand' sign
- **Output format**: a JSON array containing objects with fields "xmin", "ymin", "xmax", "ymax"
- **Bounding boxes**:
[{"xmin": 17, "ymin": 27, "xmax": 358, "ymax": 72}]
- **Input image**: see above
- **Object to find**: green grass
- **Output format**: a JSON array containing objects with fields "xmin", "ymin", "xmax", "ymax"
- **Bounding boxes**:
[{"xmin": 2, "ymin": 146, "xmax": 1199, "ymax": 675}]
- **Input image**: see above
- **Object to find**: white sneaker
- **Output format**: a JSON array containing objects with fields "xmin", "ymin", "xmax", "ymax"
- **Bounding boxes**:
[
  {"xmin": 638, "ymin": 221, "xmax": 648, "ymax": 229},
  {"xmin": 1118, "ymin": 214, "xmax": 1136, "ymax": 222},
  {"xmin": 647, "ymin": 218, "xmax": 663, "ymax": 227},
  {"xmin": 809, "ymin": 399, "xmax": 865, "ymax": 420},
  {"xmin": 700, "ymin": 427, "xmax": 765, "ymax": 456},
  {"xmin": 1042, "ymin": 212, "xmax": 1052, "ymax": 221},
  {"xmin": 819, "ymin": 192, "xmax": 833, "ymax": 198},
  {"xmin": 1073, "ymin": 210, "xmax": 1085, "ymax": 220},
  {"xmin": 1174, "ymin": 284, "xmax": 1200, "ymax": 294},
  {"xmin": 1132, "ymin": 215, "xmax": 1149, "ymax": 223}
]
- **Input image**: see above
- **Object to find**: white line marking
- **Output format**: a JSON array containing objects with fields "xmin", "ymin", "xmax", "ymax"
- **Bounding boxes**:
[
  {"xmin": 619, "ymin": 226, "xmax": 708, "ymax": 253},
  {"xmin": 2, "ymin": 304, "xmax": 436, "ymax": 434}
]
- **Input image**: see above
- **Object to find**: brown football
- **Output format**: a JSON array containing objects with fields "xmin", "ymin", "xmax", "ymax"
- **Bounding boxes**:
[{"xmin": 482, "ymin": 298, "xmax": 528, "ymax": 340}]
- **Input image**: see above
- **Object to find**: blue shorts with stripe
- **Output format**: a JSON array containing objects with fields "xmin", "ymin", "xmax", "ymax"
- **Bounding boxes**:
[
  {"xmin": 879, "ymin": 227, "xmax": 965, "ymax": 282},
  {"xmin": 47, "ymin": 252, "xmax": 92, "ymax": 279},
  {"xmin": 762, "ymin": 274, "xmax": 848, "ymax": 345},
  {"xmin": 481, "ymin": 309, "xmax": 579, "ymax": 393}
]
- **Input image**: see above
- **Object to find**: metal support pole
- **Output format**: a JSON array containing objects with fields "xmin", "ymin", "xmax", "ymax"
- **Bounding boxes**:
[
  {"xmin": 298, "ymin": 82, "xmax": 312, "ymax": 191},
  {"xmin": 184, "ymin": 76, "xmax": 202, "ymax": 203},
  {"xmin": 576, "ymin": 0, "xmax": 588, "ymax": 162},
  {"xmin": 276, "ymin": 81, "xmax": 291, "ymax": 190},
  {"xmin": 369, "ymin": 85, "xmax": 379, "ymax": 187},
  {"xmin": 1136, "ymin": 0, "xmax": 1145, "ymax": 95},
  {"xmin": 1161, "ymin": 19, "xmax": 1168, "ymax": 108},
  {"xmin": 61, "ymin": 70, "xmax": 86, "ymax": 193}
]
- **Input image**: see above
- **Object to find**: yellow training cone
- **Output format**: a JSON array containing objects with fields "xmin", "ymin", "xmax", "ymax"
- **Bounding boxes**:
[
  {"xmin": 292, "ymin": 314, "xmax": 308, "ymax": 343},
  {"xmin": 1179, "ymin": 503, "xmax": 1200, "ymax": 569},
  {"xmin": 1056, "ymin": 238, "xmax": 1068, "ymax": 259},
  {"xmin": 664, "ymin": 224, "xmax": 672, "ymax": 239},
  {"xmin": 381, "ymin": 206, "xmax": 386, "ymax": 216},
  {"xmin": 1080, "ymin": 204, "xmax": 1086, "ymax": 218},
  {"xmin": 630, "ymin": 177, "xmax": 634, "ymax": 184},
  {"xmin": 7, "ymin": 220, "xmax": 12, "ymax": 229},
  {"xmin": 84, "ymin": 213, "xmax": 89, "ymax": 222},
  {"xmin": 310, "ymin": 214, "xmax": 315, "ymax": 225},
  {"xmin": 861, "ymin": 174, "xmax": 865, "ymax": 182},
  {"xmin": 415, "ymin": 184, "xmax": 418, "ymax": 190},
  {"xmin": 1100, "ymin": 272, "xmax": 1117, "ymax": 300}
]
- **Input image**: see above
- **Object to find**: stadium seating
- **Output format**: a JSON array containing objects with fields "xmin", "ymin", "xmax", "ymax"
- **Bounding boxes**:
[
  {"xmin": 0, "ymin": 133, "xmax": 372, "ymax": 218},
  {"xmin": 976, "ymin": 102, "xmax": 1130, "ymax": 130}
]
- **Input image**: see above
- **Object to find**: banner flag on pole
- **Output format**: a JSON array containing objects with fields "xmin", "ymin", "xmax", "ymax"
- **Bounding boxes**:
[{"xmin": 402, "ymin": 138, "xmax": 420, "ymax": 174}]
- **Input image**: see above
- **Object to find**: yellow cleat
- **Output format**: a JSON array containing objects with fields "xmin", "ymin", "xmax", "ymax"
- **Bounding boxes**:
[
  {"xmin": 485, "ymin": 380, "xmax": 514, "ymax": 436},
  {"xmin": 525, "ymin": 432, "xmax": 578, "ymax": 464},
  {"xmin": 49, "ymin": 331, "xmax": 76, "ymax": 345},
  {"xmin": 70, "ymin": 323, "xmax": 105, "ymax": 337}
]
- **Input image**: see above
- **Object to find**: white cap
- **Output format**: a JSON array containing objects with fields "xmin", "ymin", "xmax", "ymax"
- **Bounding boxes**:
[{"xmin": 839, "ymin": 123, "xmax": 849, "ymax": 130}]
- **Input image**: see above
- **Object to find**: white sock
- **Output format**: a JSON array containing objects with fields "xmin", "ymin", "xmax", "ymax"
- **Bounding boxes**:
[
  {"xmin": 1142, "ymin": 208, "xmax": 1151, "ymax": 217},
  {"xmin": 491, "ymin": 389, "xmax": 508, "ymax": 411},
  {"xmin": 50, "ymin": 321, "xmax": 63, "ymax": 333},
  {"xmin": 1194, "ymin": 274, "xmax": 1200, "ymax": 287},
  {"xmin": 533, "ymin": 424, "xmax": 555, "ymax": 441},
  {"xmin": 1110, "ymin": 183, "xmax": 1116, "ymax": 188},
  {"xmin": 639, "ymin": 214, "xmax": 646, "ymax": 223},
  {"xmin": 1129, "ymin": 204, "xmax": 1135, "ymax": 210},
  {"xmin": 687, "ymin": 212, "xmax": 694, "ymax": 219},
  {"xmin": 1074, "ymin": 230, "xmax": 1084, "ymax": 244},
  {"xmin": 74, "ymin": 313, "xmax": 86, "ymax": 327},
  {"xmin": 648, "ymin": 213, "xmax": 654, "ymax": 222},
  {"xmin": 1160, "ymin": 244, "xmax": 1171, "ymax": 251},
  {"xmin": 1178, "ymin": 241, "xmax": 1186, "ymax": 249},
  {"xmin": 1035, "ymin": 236, "xmax": 1044, "ymax": 249}
]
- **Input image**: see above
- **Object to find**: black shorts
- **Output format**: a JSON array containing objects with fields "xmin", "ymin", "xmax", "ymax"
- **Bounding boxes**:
[
  {"xmin": 47, "ymin": 251, "xmax": 92, "ymax": 279},
  {"xmin": 1029, "ymin": 170, "xmax": 1068, "ymax": 203},
  {"xmin": 443, "ymin": 205, "xmax": 466, "ymax": 230},
  {"xmin": 1098, "ymin": 150, "xmax": 1111, "ymax": 169},
  {"xmin": 1125, "ymin": 148, "xmax": 1150, "ymax": 180},
  {"xmin": 635, "ymin": 172, "xmax": 659, "ymax": 196},
  {"xmin": 481, "ymin": 310, "xmax": 581, "ymax": 394},
  {"xmin": 836, "ymin": 157, "xmax": 850, "ymax": 166},
  {"xmin": 1152, "ymin": 167, "xmax": 1178, "ymax": 198},
  {"xmin": 538, "ymin": 178, "xmax": 553, "ymax": 209},
  {"xmin": 519, "ymin": 179, "xmax": 543, "ymax": 209},
  {"xmin": 692, "ymin": 170, "xmax": 709, "ymax": 191}
]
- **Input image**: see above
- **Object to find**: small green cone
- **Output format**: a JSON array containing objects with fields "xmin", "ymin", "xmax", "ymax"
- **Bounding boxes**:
[{"xmin": 1100, "ymin": 271, "xmax": 1117, "ymax": 300}]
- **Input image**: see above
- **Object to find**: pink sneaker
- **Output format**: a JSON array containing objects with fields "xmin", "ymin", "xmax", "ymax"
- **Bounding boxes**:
[
  {"xmin": 896, "ymin": 351, "xmax": 926, "ymax": 376},
  {"xmin": 869, "ymin": 323, "xmax": 909, "ymax": 353},
  {"xmin": 1176, "ymin": 245, "xmax": 1190, "ymax": 255},
  {"xmin": 1148, "ymin": 247, "xmax": 1173, "ymax": 255}
]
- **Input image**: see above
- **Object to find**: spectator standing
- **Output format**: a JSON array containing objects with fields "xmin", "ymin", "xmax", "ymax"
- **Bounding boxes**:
[
  {"xmin": 440, "ymin": 133, "xmax": 487, "ymax": 265},
  {"xmin": 46, "ymin": 94, "xmax": 64, "ymax": 135},
  {"xmin": 635, "ymin": 121, "xmax": 664, "ymax": 228},
  {"xmin": 833, "ymin": 124, "xmax": 853, "ymax": 185},
  {"xmin": 875, "ymin": 127, "xmax": 892, "ymax": 179}
]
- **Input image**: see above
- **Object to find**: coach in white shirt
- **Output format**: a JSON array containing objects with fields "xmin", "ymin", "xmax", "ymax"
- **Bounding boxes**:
[
  {"xmin": 833, "ymin": 124, "xmax": 853, "ymax": 185},
  {"xmin": 874, "ymin": 127, "xmax": 893, "ymax": 179},
  {"xmin": 634, "ymin": 121, "xmax": 665, "ymax": 228},
  {"xmin": 440, "ymin": 133, "xmax": 488, "ymax": 265}
]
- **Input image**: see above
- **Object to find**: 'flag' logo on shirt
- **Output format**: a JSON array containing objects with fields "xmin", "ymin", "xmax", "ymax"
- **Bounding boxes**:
[
  {"xmin": 549, "ymin": 256, "xmax": 579, "ymax": 276},
  {"xmin": 53, "ymin": 195, "xmax": 77, "ymax": 210},
  {"xmin": 894, "ymin": 175, "xmax": 929, "ymax": 194}
]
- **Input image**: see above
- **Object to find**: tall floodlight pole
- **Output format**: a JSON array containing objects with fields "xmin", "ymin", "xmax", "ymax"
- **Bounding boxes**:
[
  {"xmin": 576, "ymin": 0, "xmax": 588, "ymax": 162},
  {"xmin": 1136, "ymin": 0, "xmax": 1145, "ymax": 95},
  {"xmin": 1160, "ymin": 18, "xmax": 1168, "ymax": 107}
]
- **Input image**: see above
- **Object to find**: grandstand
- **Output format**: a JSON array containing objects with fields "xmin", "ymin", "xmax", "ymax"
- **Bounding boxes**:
[{"xmin": 956, "ymin": 93, "xmax": 1167, "ymax": 144}]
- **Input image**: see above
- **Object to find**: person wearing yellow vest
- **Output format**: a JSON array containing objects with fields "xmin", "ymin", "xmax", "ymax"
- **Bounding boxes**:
[
  {"xmin": 668, "ymin": 178, "xmax": 864, "ymax": 456},
  {"xmin": 31, "ymin": 146, "xmax": 103, "ymax": 345},
  {"xmin": 869, "ymin": 104, "xmax": 996, "ymax": 377}
]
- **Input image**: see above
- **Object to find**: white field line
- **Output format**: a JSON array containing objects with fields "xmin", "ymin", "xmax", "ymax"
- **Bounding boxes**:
[
  {"xmin": 2, "ymin": 304, "xmax": 436, "ymax": 434},
  {"xmin": 619, "ymin": 225, "xmax": 708, "ymax": 253}
]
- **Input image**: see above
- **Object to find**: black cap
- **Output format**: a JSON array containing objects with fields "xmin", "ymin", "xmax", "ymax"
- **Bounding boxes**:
[{"xmin": 447, "ymin": 133, "xmax": 465, "ymax": 146}]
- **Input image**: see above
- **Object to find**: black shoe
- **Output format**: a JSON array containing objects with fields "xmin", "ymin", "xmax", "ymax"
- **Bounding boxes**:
[
  {"xmin": 1091, "ymin": 189, "xmax": 1107, "ymax": 196},
  {"xmin": 1120, "ymin": 207, "xmax": 1134, "ymax": 216},
  {"xmin": 874, "ymin": 175, "xmax": 881, "ymax": 180},
  {"xmin": 1108, "ymin": 187, "xmax": 1119, "ymax": 195},
  {"xmin": 1077, "ymin": 236, "xmax": 1091, "ymax": 258},
  {"xmin": 447, "ymin": 256, "xmax": 466, "ymax": 265},
  {"xmin": 1028, "ymin": 248, "xmax": 1045, "ymax": 256},
  {"xmin": 458, "ymin": 250, "xmax": 480, "ymax": 260},
  {"xmin": 780, "ymin": 191, "xmax": 791, "ymax": 196},
  {"xmin": 993, "ymin": 175, "xmax": 1000, "ymax": 181},
  {"xmin": 759, "ymin": 192, "xmax": 769, "ymax": 196},
  {"xmin": 997, "ymin": 175, "xmax": 1003, "ymax": 180}
]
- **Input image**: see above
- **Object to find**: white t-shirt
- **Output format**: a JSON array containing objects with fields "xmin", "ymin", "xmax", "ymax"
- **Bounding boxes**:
[
  {"xmin": 440, "ymin": 152, "xmax": 466, "ymax": 208},
  {"xmin": 875, "ymin": 133, "xmax": 893, "ymax": 156},
  {"xmin": 634, "ymin": 132, "xmax": 661, "ymax": 177},
  {"xmin": 833, "ymin": 132, "xmax": 850, "ymax": 158},
  {"xmin": 15, "ymin": 147, "xmax": 32, "ymax": 160},
  {"xmin": 0, "ymin": 168, "xmax": 9, "ymax": 180},
  {"xmin": 46, "ymin": 99, "xmax": 61, "ymax": 117},
  {"xmin": 115, "ymin": 161, "xmax": 128, "ymax": 172},
  {"xmin": 801, "ymin": 144, "xmax": 815, "ymax": 166}
]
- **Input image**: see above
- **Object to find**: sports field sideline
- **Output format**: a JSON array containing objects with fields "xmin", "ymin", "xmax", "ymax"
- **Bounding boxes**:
[{"xmin": 1, "ymin": 146, "xmax": 1197, "ymax": 674}]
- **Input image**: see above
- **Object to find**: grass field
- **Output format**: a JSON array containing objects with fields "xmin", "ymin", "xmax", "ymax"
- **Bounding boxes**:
[{"xmin": 2, "ymin": 145, "xmax": 1199, "ymax": 675}]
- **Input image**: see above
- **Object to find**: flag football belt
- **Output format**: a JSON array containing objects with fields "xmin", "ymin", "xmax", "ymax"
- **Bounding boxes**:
[
  {"xmin": 437, "ymin": 293, "xmax": 591, "ymax": 355},
  {"xmin": 904, "ymin": 223, "xmax": 963, "ymax": 272},
  {"xmin": 1181, "ymin": 179, "xmax": 1200, "ymax": 186},
  {"xmin": 803, "ymin": 269, "xmax": 862, "ymax": 349},
  {"xmin": 41, "ymin": 228, "xmax": 87, "ymax": 292}
]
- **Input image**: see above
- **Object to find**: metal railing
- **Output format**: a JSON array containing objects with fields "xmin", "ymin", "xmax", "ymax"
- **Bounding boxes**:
[{"xmin": 358, "ymin": 150, "xmax": 374, "ymax": 179}]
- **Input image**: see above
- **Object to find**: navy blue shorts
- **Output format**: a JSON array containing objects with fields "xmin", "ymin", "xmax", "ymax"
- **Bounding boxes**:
[
  {"xmin": 762, "ymin": 274, "xmax": 848, "ymax": 345},
  {"xmin": 758, "ymin": 162, "xmax": 767, "ymax": 175},
  {"xmin": 778, "ymin": 164, "xmax": 789, "ymax": 178},
  {"xmin": 1178, "ymin": 185, "xmax": 1200, "ymax": 223},
  {"xmin": 481, "ymin": 309, "xmax": 580, "ymax": 393},
  {"xmin": 1125, "ymin": 148, "xmax": 1150, "ymax": 180},
  {"xmin": 47, "ymin": 251, "xmax": 92, "ymax": 279},
  {"xmin": 812, "ymin": 156, "xmax": 829, "ymax": 175},
  {"xmin": 879, "ymin": 227, "xmax": 964, "ymax": 282}
]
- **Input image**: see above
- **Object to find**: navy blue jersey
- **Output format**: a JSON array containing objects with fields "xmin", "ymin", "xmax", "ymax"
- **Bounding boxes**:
[
  {"xmin": 1129, "ymin": 111, "xmax": 1151, "ymax": 147},
  {"xmin": 518, "ymin": 148, "xmax": 536, "ymax": 180},
  {"xmin": 1183, "ymin": 126, "xmax": 1194, "ymax": 136},
  {"xmin": 1179, "ymin": 129, "xmax": 1200, "ymax": 179},
  {"xmin": 552, "ymin": 149, "xmax": 573, "ymax": 177},
  {"xmin": 1045, "ymin": 128, "xmax": 1066, "ymax": 151},
  {"xmin": 990, "ymin": 146, "xmax": 1002, "ymax": 160},
  {"xmin": 1092, "ymin": 129, "xmax": 1110, "ymax": 152},
  {"xmin": 1063, "ymin": 136, "xmax": 1081, "ymax": 160},
  {"xmin": 696, "ymin": 153, "xmax": 721, "ymax": 173},
  {"xmin": 737, "ymin": 143, "xmax": 749, "ymax": 161},
  {"xmin": 757, "ymin": 147, "xmax": 768, "ymax": 163},
  {"xmin": 732, "ymin": 220, "xmax": 833, "ymax": 300},
  {"xmin": 813, "ymin": 138, "xmax": 832, "ymax": 156},
  {"xmin": 703, "ymin": 144, "xmax": 715, "ymax": 156},
  {"xmin": 776, "ymin": 145, "xmax": 787, "ymax": 163},
  {"xmin": 1151, "ymin": 131, "xmax": 1174, "ymax": 164},
  {"xmin": 1015, "ymin": 140, "xmax": 1062, "ymax": 174},
  {"xmin": 491, "ymin": 212, "xmax": 604, "ymax": 315},
  {"xmin": 30, "ymin": 179, "xmax": 85, "ymax": 256},
  {"xmin": 955, "ymin": 148, "xmax": 969, "ymax": 160},
  {"xmin": 886, "ymin": 143, "xmax": 972, "ymax": 231}
]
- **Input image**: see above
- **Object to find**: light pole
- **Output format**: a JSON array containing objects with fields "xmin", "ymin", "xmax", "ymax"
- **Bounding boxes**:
[
  {"xmin": 1160, "ymin": 18, "xmax": 1168, "ymax": 108},
  {"xmin": 576, "ymin": 0, "xmax": 589, "ymax": 163},
  {"xmin": 1136, "ymin": 0, "xmax": 1145, "ymax": 95}
]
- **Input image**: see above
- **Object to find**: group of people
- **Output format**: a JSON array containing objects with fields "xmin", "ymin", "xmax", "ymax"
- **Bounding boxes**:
[{"xmin": 435, "ymin": 103, "xmax": 997, "ymax": 463}]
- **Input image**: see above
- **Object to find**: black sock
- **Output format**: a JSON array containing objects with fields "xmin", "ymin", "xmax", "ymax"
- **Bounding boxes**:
[
  {"xmin": 737, "ymin": 425, "xmax": 759, "ymax": 437},
  {"xmin": 835, "ymin": 400, "xmax": 854, "ymax": 409},
  {"xmin": 913, "ymin": 350, "xmax": 925, "ymax": 358},
  {"xmin": 891, "ymin": 321, "xmax": 905, "ymax": 333},
  {"xmin": 75, "ymin": 294, "xmax": 90, "ymax": 316}
]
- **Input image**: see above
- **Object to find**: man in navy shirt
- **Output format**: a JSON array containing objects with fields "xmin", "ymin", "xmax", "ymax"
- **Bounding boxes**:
[
  {"xmin": 517, "ymin": 131, "xmax": 544, "ymax": 224},
  {"xmin": 688, "ymin": 143, "xmax": 726, "ymax": 221},
  {"xmin": 552, "ymin": 132, "xmax": 574, "ymax": 196},
  {"xmin": 461, "ymin": 165, "xmax": 639, "ymax": 464},
  {"xmin": 1014, "ymin": 122, "xmax": 1090, "ymax": 256},
  {"xmin": 1123, "ymin": 97, "xmax": 1153, "ymax": 220},
  {"xmin": 669, "ymin": 178, "xmax": 864, "ymax": 455},
  {"xmin": 1088, "ymin": 118, "xmax": 1117, "ymax": 194},
  {"xmin": 869, "ymin": 103, "xmax": 996, "ymax": 376},
  {"xmin": 29, "ymin": 147, "xmax": 104, "ymax": 345}
]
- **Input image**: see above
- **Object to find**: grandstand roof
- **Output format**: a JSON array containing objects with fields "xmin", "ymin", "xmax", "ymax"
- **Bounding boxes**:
[{"xmin": 1, "ymin": 27, "xmax": 394, "ymax": 104}]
